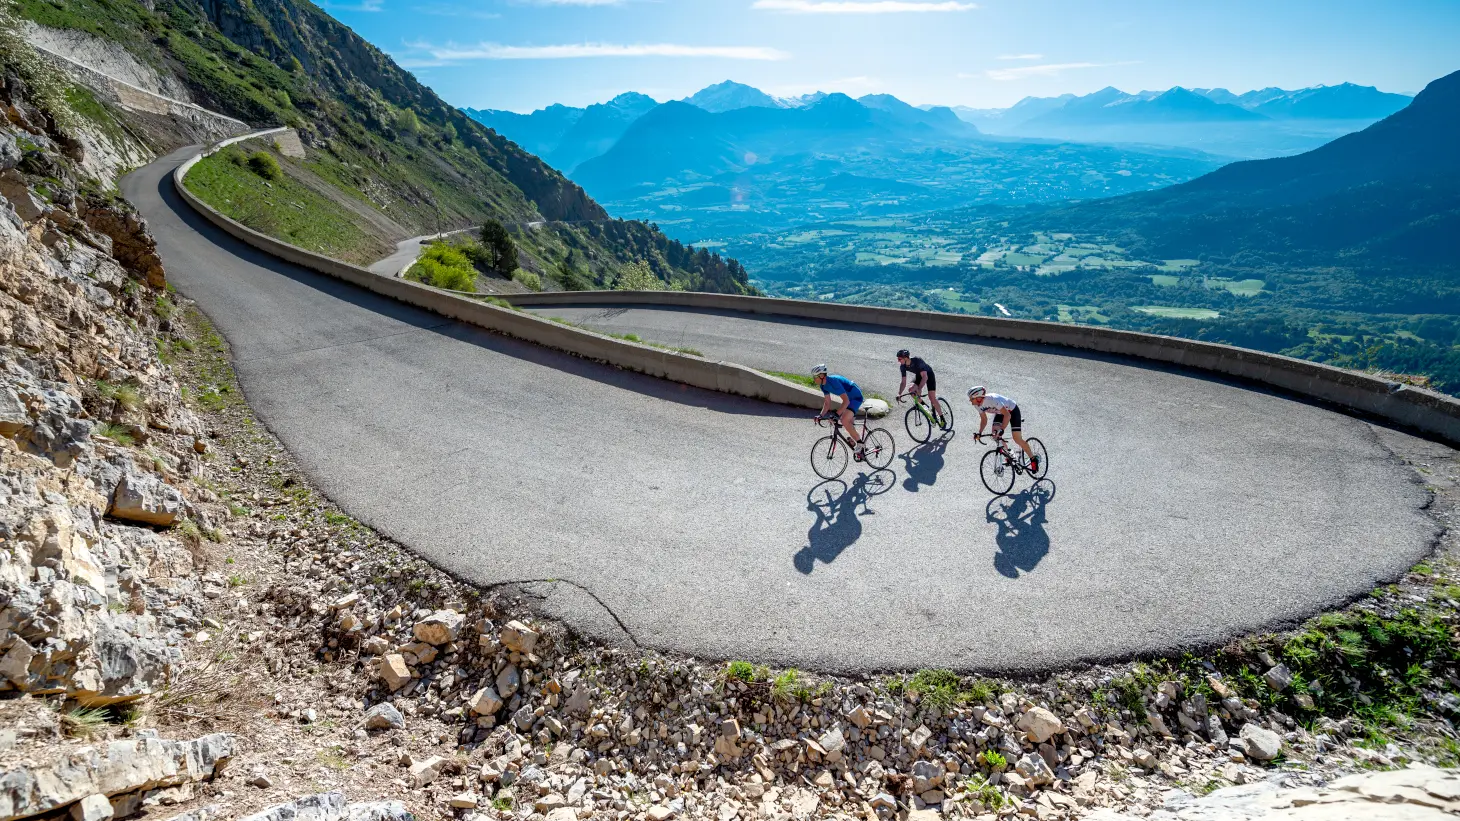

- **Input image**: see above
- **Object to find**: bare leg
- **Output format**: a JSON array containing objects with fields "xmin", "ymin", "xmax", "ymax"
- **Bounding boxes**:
[
  {"xmin": 840, "ymin": 409, "xmax": 861, "ymax": 445},
  {"xmin": 1013, "ymin": 430, "xmax": 1035, "ymax": 462},
  {"xmin": 928, "ymin": 389, "xmax": 941, "ymax": 425}
]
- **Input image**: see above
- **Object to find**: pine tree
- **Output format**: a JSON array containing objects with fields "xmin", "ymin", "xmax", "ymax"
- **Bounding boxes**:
[{"xmin": 479, "ymin": 220, "xmax": 518, "ymax": 275}]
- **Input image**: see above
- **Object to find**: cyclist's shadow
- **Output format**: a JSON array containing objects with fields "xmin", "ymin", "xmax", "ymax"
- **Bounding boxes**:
[
  {"xmin": 900, "ymin": 433, "xmax": 951, "ymax": 492},
  {"xmin": 987, "ymin": 479, "xmax": 1057, "ymax": 579},
  {"xmin": 794, "ymin": 470, "xmax": 896, "ymax": 574}
]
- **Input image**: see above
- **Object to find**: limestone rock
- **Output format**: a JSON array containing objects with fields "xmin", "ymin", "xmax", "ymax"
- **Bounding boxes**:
[
  {"xmin": 378, "ymin": 654, "xmax": 411, "ymax": 691},
  {"xmin": 500, "ymin": 620, "xmax": 539, "ymax": 654},
  {"xmin": 69, "ymin": 793, "xmax": 113, "ymax": 821},
  {"xmin": 1238, "ymin": 723, "xmax": 1283, "ymax": 761},
  {"xmin": 409, "ymin": 756, "xmax": 446, "ymax": 787},
  {"xmin": 1021, "ymin": 706, "xmax": 1065, "ymax": 744},
  {"xmin": 468, "ymin": 686, "xmax": 504, "ymax": 716},
  {"xmin": 108, "ymin": 469, "xmax": 184, "ymax": 526},
  {"xmin": 495, "ymin": 664, "xmax": 520, "ymax": 699},
  {"xmin": 412, "ymin": 610, "xmax": 465, "ymax": 645},
  {"xmin": 1263, "ymin": 663, "xmax": 1293, "ymax": 692},
  {"xmin": 1016, "ymin": 751, "xmax": 1055, "ymax": 787},
  {"xmin": 363, "ymin": 703, "xmax": 405, "ymax": 731},
  {"xmin": 0, "ymin": 733, "xmax": 234, "ymax": 820},
  {"xmin": 911, "ymin": 760, "xmax": 944, "ymax": 794}
]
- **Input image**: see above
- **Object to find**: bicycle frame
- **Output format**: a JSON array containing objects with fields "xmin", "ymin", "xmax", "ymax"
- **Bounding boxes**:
[
  {"xmin": 986, "ymin": 436, "xmax": 1026, "ymax": 473},
  {"xmin": 901, "ymin": 391, "xmax": 937, "ymax": 424},
  {"xmin": 819, "ymin": 409, "xmax": 872, "ymax": 448}
]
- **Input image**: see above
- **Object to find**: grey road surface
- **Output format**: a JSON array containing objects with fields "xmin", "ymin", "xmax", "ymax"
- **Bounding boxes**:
[
  {"xmin": 367, "ymin": 228, "xmax": 474, "ymax": 277},
  {"xmin": 125, "ymin": 148, "xmax": 1438, "ymax": 673}
]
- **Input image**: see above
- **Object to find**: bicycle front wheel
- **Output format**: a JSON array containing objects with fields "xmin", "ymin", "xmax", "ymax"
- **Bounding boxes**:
[
  {"xmin": 811, "ymin": 435, "xmax": 848, "ymax": 480},
  {"xmin": 1025, "ymin": 438, "xmax": 1048, "ymax": 479},
  {"xmin": 861, "ymin": 428, "xmax": 895, "ymax": 470},
  {"xmin": 980, "ymin": 449, "xmax": 1015, "ymax": 495},
  {"xmin": 935, "ymin": 398, "xmax": 954, "ymax": 432},
  {"xmin": 905, "ymin": 405, "xmax": 932, "ymax": 444}
]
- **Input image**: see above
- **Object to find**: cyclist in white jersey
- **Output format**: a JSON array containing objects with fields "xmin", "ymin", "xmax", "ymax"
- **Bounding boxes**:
[{"xmin": 968, "ymin": 386, "xmax": 1038, "ymax": 473}]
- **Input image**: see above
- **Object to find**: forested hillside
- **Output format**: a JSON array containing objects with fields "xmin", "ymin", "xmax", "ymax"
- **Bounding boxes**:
[{"xmin": 15, "ymin": 0, "xmax": 753, "ymax": 293}]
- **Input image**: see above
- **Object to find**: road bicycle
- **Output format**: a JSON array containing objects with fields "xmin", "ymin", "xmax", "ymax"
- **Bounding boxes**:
[
  {"xmin": 810, "ymin": 411, "xmax": 895, "ymax": 479},
  {"xmin": 976, "ymin": 433, "xmax": 1048, "ymax": 495},
  {"xmin": 898, "ymin": 391, "xmax": 953, "ymax": 444}
]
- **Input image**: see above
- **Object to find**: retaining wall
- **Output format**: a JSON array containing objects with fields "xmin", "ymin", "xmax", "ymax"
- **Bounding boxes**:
[
  {"xmin": 502, "ymin": 291, "xmax": 1460, "ymax": 446},
  {"xmin": 35, "ymin": 46, "xmax": 250, "ymax": 144},
  {"xmin": 171, "ymin": 138, "xmax": 824, "ymax": 410}
]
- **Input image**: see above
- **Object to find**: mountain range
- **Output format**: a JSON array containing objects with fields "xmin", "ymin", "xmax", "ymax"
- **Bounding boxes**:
[
  {"xmin": 1022, "ymin": 70, "xmax": 1459, "ymax": 271},
  {"xmin": 570, "ymin": 93, "xmax": 980, "ymax": 199},
  {"xmin": 953, "ymin": 83, "xmax": 1412, "ymax": 158},
  {"xmin": 465, "ymin": 92, "xmax": 657, "ymax": 173}
]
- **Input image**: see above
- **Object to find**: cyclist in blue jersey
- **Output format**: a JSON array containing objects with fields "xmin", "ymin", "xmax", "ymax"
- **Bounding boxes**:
[{"xmin": 812, "ymin": 364, "xmax": 866, "ymax": 459}]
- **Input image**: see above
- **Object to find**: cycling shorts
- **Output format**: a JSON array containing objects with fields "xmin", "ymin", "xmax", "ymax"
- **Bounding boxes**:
[
  {"xmin": 991, "ymin": 405, "xmax": 1022, "ymax": 432},
  {"xmin": 843, "ymin": 398, "xmax": 864, "ymax": 415}
]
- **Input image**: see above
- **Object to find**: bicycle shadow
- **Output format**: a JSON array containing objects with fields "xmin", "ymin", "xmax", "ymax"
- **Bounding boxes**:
[
  {"xmin": 794, "ymin": 469, "xmax": 896, "ymax": 574},
  {"xmin": 900, "ymin": 433, "xmax": 952, "ymax": 492},
  {"xmin": 987, "ymin": 479, "xmax": 1057, "ymax": 579}
]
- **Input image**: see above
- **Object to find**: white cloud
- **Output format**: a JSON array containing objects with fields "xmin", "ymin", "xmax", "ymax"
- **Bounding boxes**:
[
  {"xmin": 996, "ymin": 53, "xmax": 1042, "ymax": 61},
  {"xmin": 519, "ymin": 0, "xmax": 625, "ymax": 5},
  {"xmin": 753, "ymin": 0, "xmax": 975, "ymax": 13},
  {"xmin": 423, "ymin": 42, "xmax": 791, "ymax": 61},
  {"xmin": 323, "ymin": 0, "xmax": 383, "ymax": 11},
  {"xmin": 984, "ymin": 61, "xmax": 1139, "ymax": 81}
]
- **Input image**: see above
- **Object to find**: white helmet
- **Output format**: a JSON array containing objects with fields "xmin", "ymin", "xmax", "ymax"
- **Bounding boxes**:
[
  {"xmin": 967, "ymin": 385, "xmax": 986, "ymax": 399},
  {"xmin": 811, "ymin": 364, "xmax": 829, "ymax": 376}
]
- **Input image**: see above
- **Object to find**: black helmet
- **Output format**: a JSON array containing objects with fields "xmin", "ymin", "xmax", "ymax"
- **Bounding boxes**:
[{"xmin": 896, "ymin": 349, "xmax": 910, "ymax": 359}]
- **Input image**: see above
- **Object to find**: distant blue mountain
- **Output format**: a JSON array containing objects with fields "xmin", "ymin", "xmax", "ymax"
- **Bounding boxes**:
[
  {"xmin": 572, "ymin": 92, "xmax": 981, "ymax": 198},
  {"xmin": 464, "ymin": 92, "xmax": 658, "ymax": 172},
  {"xmin": 1020, "ymin": 87, "xmax": 1266, "ymax": 128}
]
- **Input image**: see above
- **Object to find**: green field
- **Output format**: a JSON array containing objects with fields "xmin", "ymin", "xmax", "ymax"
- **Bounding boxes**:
[
  {"xmin": 1004, "ymin": 252, "xmax": 1050, "ymax": 267},
  {"xmin": 783, "ymin": 229, "xmax": 853, "ymax": 244},
  {"xmin": 1133, "ymin": 306, "xmax": 1221, "ymax": 319},
  {"xmin": 1057, "ymin": 304, "xmax": 1110, "ymax": 324},
  {"xmin": 1206, "ymin": 278, "xmax": 1267, "ymax": 296},
  {"xmin": 1150, "ymin": 275, "xmax": 1181, "ymax": 287}
]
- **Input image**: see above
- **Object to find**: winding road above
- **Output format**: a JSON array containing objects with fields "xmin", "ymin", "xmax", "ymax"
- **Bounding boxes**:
[{"xmin": 123, "ymin": 147, "xmax": 1440, "ymax": 674}]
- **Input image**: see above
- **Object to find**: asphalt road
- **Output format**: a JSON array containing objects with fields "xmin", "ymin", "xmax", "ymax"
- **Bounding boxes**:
[
  {"xmin": 124, "ymin": 148, "xmax": 1438, "ymax": 673},
  {"xmin": 367, "ymin": 228, "xmax": 475, "ymax": 277}
]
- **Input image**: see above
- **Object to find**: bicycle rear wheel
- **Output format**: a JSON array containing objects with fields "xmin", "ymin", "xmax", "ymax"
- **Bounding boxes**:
[
  {"xmin": 861, "ymin": 428, "xmax": 895, "ymax": 470},
  {"xmin": 905, "ymin": 405, "xmax": 932, "ymax": 444},
  {"xmin": 980, "ymin": 449, "xmax": 1015, "ymax": 495},
  {"xmin": 811, "ymin": 435, "xmax": 848, "ymax": 480},
  {"xmin": 935, "ymin": 398, "xmax": 954, "ymax": 432},
  {"xmin": 1025, "ymin": 438, "xmax": 1048, "ymax": 479}
]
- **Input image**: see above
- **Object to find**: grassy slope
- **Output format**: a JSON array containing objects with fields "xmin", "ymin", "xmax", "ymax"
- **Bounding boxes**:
[
  {"xmin": 184, "ymin": 146, "xmax": 391, "ymax": 265},
  {"xmin": 16, "ymin": 0, "xmax": 754, "ymax": 293}
]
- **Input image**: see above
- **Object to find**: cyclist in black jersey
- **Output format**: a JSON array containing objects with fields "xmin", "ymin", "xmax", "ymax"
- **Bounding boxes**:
[{"xmin": 895, "ymin": 349, "xmax": 944, "ymax": 427}]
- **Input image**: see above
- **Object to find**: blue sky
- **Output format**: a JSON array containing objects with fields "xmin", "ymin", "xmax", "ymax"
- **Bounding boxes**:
[{"xmin": 326, "ymin": 0, "xmax": 1460, "ymax": 112}]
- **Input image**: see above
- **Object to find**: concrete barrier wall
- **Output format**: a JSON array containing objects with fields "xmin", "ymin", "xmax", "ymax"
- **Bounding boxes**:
[
  {"xmin": 171, "ymin": 139, "xmax": 824, "ymax": 410},
  {"xmin": 502, "ymin": 291, "xmax": 1460, "ymax": 446}
]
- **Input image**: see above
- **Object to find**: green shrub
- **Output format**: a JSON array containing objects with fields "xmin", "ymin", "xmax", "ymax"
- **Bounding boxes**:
[
  {"xmin": 246, "ymin": 151, "xmax": 282, "ymax": 182},
  {"xmin": 512, "ymin": 270, "xmax": 542, "ymax": 291},
  {"xmin": 408, "ymin": 245, "xmax": 476, "ymax": 291},
  {"xmin": 615, "ymin": 260, "xmax": 666, "ymax": 291}
]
